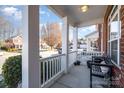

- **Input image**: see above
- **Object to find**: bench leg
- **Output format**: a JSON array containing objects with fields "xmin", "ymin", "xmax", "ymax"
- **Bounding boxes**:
[
  {"xmin": 110, "ymin": 68, "xmax": 112, "ymax": 87},
  {"xmin": 90, "ymin": 66, "xmax": 92, "ymax": 88}
]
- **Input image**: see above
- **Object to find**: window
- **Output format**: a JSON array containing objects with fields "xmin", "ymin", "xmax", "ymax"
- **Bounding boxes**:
[
  {"xmin": 20, "ymin": 45, "xmax": 22, "ymax": 48},
  {"xmin": 110, "ymin": 15, "xmax": 119, "ymax": 40},
  {"xmin": 111, "ymin": 5, "xmax": 118, "ymax": 17},
  {"xmin": 108, "ymin": 5, "xmax": 121, "ymax": 66},
  {"xmin": 111, "ymin": 40, "xmax": 118, "ymax": 64},
  {"xmin": 16, "ymin": 45, "xmax": 19, "ymax": 48}
]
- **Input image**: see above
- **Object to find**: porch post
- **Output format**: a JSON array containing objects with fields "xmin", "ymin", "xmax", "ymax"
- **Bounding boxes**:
[
  {"xmin": 73, "ymin": 27, "xmax": 78, "ymax": 51},
  {"xmin": 62, "ymin": 16, "xmax": 69, "ymax": 73},
  {"xmin": 73, "ymin": 27, "xmax": 78, "ymax": 62},
  {"xmin": 22, "ymin": 5, "xmax": 40, "ymax": 88},
  {"xmin": 101, "ymin": 24, "xmax": 104, "ymax": 53}
]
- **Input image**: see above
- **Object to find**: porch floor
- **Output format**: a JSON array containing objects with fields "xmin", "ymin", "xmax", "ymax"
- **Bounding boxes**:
[
  {"xmin": 50, "ymin": 56, "xmax": 91, "ymax": 88},
  {"xmin": 50, "ymin": 56, "xmax": 108, "ymax": 88},
  {"xmin": 50, "ymin": 65, "xmax": 90, "ymax": 88}
]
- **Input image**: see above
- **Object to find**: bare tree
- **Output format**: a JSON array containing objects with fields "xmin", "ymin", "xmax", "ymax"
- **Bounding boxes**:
[
  {"xmin": 0, "ymin": 16, "xmax": 13, "ymax": 40},
  {"xmin": 43, "ymin": 23, "xmax": 62, "ymax": 50}
]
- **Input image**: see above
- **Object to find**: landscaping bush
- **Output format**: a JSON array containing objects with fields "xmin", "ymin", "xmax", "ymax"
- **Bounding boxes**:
[
  {"xmin": 7, "ymin": 48, "xmax": 17, "ymax": 52},
  {"xmin": 2, "ymin": 55, "xmax": 22, "ymax": 88},
  {"xmin": 0, "ymin": 46, "xmax": 8, "ymax": 51},
  {"xmin": 0, "ymin": 80, "xmax": 7, "ymax": 88}
]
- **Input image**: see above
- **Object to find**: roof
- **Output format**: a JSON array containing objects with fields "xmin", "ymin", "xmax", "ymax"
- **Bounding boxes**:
[
  {"xmin": 5, "ymin": 35, "xmax": 22, "ymax": 40},
  {"xmin": 49, "ymin": 5, "xmax": 107, "ymax": 27},
  {"xmin": 85, "ymin": 31, "xmax": 98, "ymax": 38}
]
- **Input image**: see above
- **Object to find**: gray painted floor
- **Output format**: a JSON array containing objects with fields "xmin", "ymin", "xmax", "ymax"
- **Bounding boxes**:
[
  {"xmin": 50, "ymin": 56, "xmax": 108, "ymax": 88},
  {"xmin": 50, "ymin": 65, "xmax": 90, "ymax": 88},
  {"xmin": 50, "ymin": 56, "xmax": 91, "ymax": 88}
]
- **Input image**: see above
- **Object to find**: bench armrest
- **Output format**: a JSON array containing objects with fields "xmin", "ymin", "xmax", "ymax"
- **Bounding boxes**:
[{"xmin": 89, "ymin": 62, "xmax": 113, "ymax": 67}]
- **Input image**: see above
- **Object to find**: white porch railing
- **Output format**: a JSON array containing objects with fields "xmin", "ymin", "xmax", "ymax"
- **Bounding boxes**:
[
  {"xmin": 77, "ymin": 51, "xmax": 104, "ymax": 58},
  {"xmin": 40, "ymin": 51, "xmax": 77, "ymax": 87},
  {"xmin": 77, "ymin": 51, "xmax": 104, "ymax": 63},
  {"xmin": 40, "ymin": 51, "xmax": 103, "ymax": 87},
  {"xmin": 40, "ymin": 54, "xmax": 65, "ymax": 87}
]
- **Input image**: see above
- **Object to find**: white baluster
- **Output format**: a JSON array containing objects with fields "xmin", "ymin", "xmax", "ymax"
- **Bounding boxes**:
[
  {"xmin": 43, "ymin": 61, "xmax": 45, "ymax": 84},
  {"xmin": 52, "ymin": 58, "xmax": 54, "ymax": 76},
  {"xmin": 49, "ymin": 60, "xmax": 52, "ymax": 78},
  {"xmin": 56, "ymin": 58, "xmax": 58, "ymax": 73},
  {"xmin": 59, "ymin": 56, "xmax": 61, "ymax": 71},
  {"xmin": 57, "ymin": 56, "xmax": 61, "ymax": 72},
  {"xmin": 46, "ymin": 60, "xmax": 49, "ymax": 81}
]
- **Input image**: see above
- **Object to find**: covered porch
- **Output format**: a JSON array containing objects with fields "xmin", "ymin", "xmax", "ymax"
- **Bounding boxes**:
[{"xmin": 21, "ymin": 5, "xmax": 112, "ymax": 88}]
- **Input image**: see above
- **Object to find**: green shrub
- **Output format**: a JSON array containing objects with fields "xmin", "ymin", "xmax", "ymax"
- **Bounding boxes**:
[
  {"xmin": 0, "ymin": 46, "xmax": 8, "ymax": 51},
  {"xmin": 2, "ymin": 55, "xmax": 22, "ymax": 88},
  {"xmin": 0, "ymin": 80, "xmax": 7, "ymax": 88}
]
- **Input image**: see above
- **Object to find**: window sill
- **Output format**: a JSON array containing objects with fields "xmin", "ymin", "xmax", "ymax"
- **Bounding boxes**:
[{"xmin": 111, "ymin": 60, "xmax": 121, "ymax": 70}]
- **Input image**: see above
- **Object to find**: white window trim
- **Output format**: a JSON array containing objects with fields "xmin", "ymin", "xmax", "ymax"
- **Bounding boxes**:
[
  {"xmin": 108, "ymin": 5, "xmax": 121, "ymax": 67},
  {"xmin": 109, "ymin": 38, "xmax": 119, "ymax": 42}
]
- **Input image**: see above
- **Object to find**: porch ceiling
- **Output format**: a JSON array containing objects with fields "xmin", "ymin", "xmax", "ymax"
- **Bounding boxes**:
[{"xmin": 49, "ymin": 5, "xmax": 108, "ymax": 27}]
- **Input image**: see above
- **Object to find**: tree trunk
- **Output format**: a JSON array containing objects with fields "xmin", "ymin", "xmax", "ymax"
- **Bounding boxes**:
[{"xmin": 51, "ymin": 46, "xmax": 53, "ymax": 50}]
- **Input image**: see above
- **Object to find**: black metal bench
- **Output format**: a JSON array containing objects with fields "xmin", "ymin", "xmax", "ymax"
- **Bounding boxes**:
[
  {"xmin": 89, "ymin": 57, "xmax": 113, "ymax": 88},
  {"xmin": 87, "ymin": 56, "xmax": 104, "ymax": 68},
  {"xmin": 92, "ymin": 56, "xmax": 104, "ymax": 63}
]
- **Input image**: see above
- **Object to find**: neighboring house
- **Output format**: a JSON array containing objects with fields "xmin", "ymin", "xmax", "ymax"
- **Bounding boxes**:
[
  {"xmin": 79, "ymin": 44, "xmax": 87, "ymax": 51},
  {"xmin": 85, "ymin": 31, "xmax": 99, "ymax": 52},
  {"xmin": 39, "ymin": 39, "xmax": 51, "ymax": 50},
  {"xmin": 12, "ymin": 35, "xmax": 23, "ymax": 49},
  {"xmin": 4, "ymin": 35, "xmax": 23, "ymax": 50},
  {"xmin": 5, "ymin": 34, "xmax": 52, "ymax": 51},
  {"xmin": 4, "ymin": 39, "xmax": 15, "ymax": 49},
  {"xmin": 78, "ymin": 38, "xmax": 87, "ymax": 51}
]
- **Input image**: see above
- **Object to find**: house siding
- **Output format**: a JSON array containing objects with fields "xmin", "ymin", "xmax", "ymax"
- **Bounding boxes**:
[
  {"xmin": 121, "ymin": 6, "xmax": 124, "ymax": 65},
  {"xmin": 102, "ymin": 5, "xmax": 124, "ymax": 87},
  {"xmin": 110, "ymin": 5, "xmax": 124, "ymax": 88},
  {"xmin": 119, "ymin": 5, "xmax": 124, "ymax": 87}
]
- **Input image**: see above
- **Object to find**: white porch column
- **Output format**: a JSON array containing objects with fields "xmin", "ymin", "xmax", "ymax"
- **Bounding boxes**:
[
  {"xmin": 73, "ymin": 27, "xmax": 78, "ymax": 51},
  {"xmin": 22, "ymin": 5, "xmax": 40, "ymax": 88},
  {"xmin": 73, "ymin": 27, "xmax": 78, "ymax": 62},
  {"xmin": 62, "ymin": 16, "xmax": 69, "ymax": 73},
  {"xmin": 101, "ymin": 24, "xmax": 104, "ymax": 53}
]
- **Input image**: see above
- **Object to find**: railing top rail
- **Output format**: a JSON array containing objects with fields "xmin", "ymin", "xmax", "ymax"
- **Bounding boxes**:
[
  {"xmin": 40, "ymin": 53, "xmax": 66, "ymax": 61},
  {"xmin": 78, "ymin": 51, "xmax": 104, "ymax": 53},
  {"xmin": 68, "ymin": 51, "xmax": 77, "ymax": 54}
]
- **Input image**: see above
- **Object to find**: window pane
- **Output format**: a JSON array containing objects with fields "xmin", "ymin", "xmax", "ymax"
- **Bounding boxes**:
[
  {"xmin": 111, "ymin": 5, "xmax": 118, "ymax": 17},
  {"xmin": 111, "ymin": 40, "xmax": 118, "ymax": 64},
  {"xmin": 110, "ymin": 15, "xmax": 119, "ymax": 39},
  {"xmin": 40, "ymin": 6, "xmax": 62, "ymax": 56}
]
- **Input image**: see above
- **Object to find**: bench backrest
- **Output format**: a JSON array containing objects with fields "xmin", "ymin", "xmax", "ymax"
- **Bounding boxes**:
[{"xmin": 104, "ymin": 56, "xmax": 112, "ymax": 65}]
